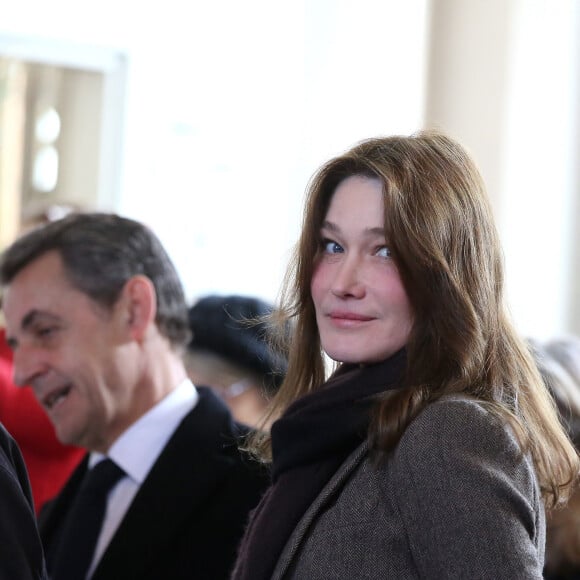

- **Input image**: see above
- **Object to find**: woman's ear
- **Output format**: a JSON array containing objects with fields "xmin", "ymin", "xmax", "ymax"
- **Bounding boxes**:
[{"xmin": 121, "ymin": 275, "xmax": 157, "ymax": 341}]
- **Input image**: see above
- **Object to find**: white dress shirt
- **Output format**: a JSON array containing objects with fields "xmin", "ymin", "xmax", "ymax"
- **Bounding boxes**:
[{"xmin": 86, "ymin": 379, "xmax": 199, "ymax": 578}]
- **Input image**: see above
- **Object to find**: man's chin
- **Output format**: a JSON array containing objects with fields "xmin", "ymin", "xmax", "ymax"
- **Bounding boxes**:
[{"xmin": 54, "ymin": 427, "xmax": 83, "ymax": 449}]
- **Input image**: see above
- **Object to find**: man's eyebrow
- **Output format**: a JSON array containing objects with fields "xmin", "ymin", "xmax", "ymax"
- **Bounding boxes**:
[
  {"xmin": 22, "ymin": 310, "xmax": 61, "ymax": 330},
  {"xmin": 6, "ymin": 310, "xmax": 61, "ymax": 350},
  {"xmin": 5, "ymin": 310, "xmax": 41, "ymax": 350},
  {"xmin": 6, "ymin": 309, "xmax": 58, "ymax": 349},
  {"xmin": 21, "ymin": 309, "xmax": 43, "ymax": 332}
]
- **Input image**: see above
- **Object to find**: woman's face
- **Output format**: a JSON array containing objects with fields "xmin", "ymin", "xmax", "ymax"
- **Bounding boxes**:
[{"xmin": 310, "ymin": 175, "xmax": 414, "ymax": 364}]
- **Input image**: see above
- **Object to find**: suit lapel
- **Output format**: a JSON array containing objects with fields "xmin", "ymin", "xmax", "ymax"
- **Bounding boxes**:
[
  {"xmin": 93, "ymin": 388, "xmax": 242, "ymax": 578},
  {"xmin": 271, "ymin": 441, "xmax": 369, "ymax": 580},
  {"xmin": 38, "ymin": 454, "xmax": 90, "ymax": 570}
]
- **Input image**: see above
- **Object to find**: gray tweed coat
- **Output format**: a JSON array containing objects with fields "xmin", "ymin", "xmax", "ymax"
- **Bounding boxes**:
[{"xmin": 272, "ymin": 397, "xmax": 545, "ymax": 579}]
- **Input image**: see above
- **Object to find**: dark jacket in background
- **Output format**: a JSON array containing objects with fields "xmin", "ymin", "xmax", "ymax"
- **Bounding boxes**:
[{"xmin": 0, "ymin": 422, "xmax": 47, "ymax": 579}]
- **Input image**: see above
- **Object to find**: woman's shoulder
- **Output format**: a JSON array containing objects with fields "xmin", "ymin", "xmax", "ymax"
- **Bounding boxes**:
[
  {"xmin": 401, "ymin": 395, "xmax": 515, "ymax": 449},
  {"xmin": 391, "ymin": 394, "xmax": 536, "ymax": 490},
  {"xmin": 369, "ymin": 396, "xmax": 545, "ymax": 578}
]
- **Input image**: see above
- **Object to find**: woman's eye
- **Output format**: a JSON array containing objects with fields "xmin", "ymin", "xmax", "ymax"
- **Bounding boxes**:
[
  {"xmin": 376, "ymin": 246, "xmax": 391, "ymax": 258},
  {"xmin": 322, "ymin": 239, "xmax": 344, "ymax": 254}
]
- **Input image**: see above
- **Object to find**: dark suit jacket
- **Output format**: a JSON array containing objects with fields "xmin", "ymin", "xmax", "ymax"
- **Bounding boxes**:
[
  {"xmin": 39, "ymin": 387, "xmax": 269, "ymax": 580},
  {"xmin": 0, "ymin": 422, "xmax": 47, "ymax": 579}
]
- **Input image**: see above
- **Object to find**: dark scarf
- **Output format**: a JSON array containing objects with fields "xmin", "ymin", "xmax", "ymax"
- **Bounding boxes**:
[{"xmin": 231, "ymin": 348, "xmax": 407, "ymax": 580}]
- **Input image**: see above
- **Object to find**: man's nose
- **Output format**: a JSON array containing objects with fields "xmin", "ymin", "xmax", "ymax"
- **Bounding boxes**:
[{"xmin": 12, "ymin": 345, "xmax": 47, "ymax": 388}]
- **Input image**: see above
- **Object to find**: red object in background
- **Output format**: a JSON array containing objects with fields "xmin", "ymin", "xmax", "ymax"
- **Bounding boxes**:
[{"xmin": 0, "ymin": 329, "xmax": 84, "ymax": 514}]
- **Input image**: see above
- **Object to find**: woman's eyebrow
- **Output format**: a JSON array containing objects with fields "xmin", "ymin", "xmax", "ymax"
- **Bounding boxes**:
[
  {"xmin": 320, "ymin": 221, "xmax": 384, "ymax": 238},
  {"xmin": 320, "ymin": 220, "xmax": 339, "ymax": 233}
]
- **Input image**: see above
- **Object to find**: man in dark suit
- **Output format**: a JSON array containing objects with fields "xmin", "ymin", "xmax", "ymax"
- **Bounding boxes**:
[{"xmin": 0, "ymin": 213, "xmax": 269, "ymax": 580}]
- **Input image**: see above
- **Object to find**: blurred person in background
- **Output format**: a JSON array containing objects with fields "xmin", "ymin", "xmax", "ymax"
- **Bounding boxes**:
[
  {"xmin": 530, "ymin": 336, "xmax": 580, "ymax": 580},
  {"xmin": 546, "ymin": 336, "xmax": 580, "ymax": 389},
  {"xmin": 185, "ymin": 294, "xmax": 288, "ymax": 428},
  {"xmin": 0, "ymin": 421, "xmax": 48, "ymax": 578}
]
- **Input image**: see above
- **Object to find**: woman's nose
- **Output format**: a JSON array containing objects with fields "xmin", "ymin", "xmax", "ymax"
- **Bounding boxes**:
[{"xmin": 331, "ymin": 257, "xmax": 365, "ymax": 298}]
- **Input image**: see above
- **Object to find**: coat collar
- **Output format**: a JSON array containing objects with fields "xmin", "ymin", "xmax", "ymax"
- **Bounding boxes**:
[{"xmin": 271, "ymin": 440, "xmax": 369, "ymax": 580}]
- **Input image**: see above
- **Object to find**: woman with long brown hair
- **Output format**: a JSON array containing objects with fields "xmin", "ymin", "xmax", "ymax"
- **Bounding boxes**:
[{"xmin": 232, "ymin": 131, "xmax": 579, "ymax": 579}]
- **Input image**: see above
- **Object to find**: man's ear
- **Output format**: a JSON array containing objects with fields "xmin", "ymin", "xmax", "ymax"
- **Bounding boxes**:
[{"xmin": 120, "ymin": 275, "xmax": 157, "ymax": 341}]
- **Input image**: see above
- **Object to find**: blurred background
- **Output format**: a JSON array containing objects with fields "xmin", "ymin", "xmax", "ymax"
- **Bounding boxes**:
[{"xmin": 0, "ymin": 0, "xmax": 578, "ymax": 340}]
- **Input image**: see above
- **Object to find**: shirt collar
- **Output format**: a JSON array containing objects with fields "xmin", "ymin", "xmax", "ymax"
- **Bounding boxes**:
[{"xmin": 89, "ymin": 379, "xmax": 199, "ymax": 483}]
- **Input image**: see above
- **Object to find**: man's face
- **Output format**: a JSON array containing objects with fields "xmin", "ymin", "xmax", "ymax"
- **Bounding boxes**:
[{"xmin": 3, "ymin": 250, "xmax": 142, "ymax": 452}]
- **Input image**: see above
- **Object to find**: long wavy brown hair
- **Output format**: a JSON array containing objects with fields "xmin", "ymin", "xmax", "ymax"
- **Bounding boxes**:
[{"xmin": 251, "ymin": 131, "xmax": 579, "ymax": 508}]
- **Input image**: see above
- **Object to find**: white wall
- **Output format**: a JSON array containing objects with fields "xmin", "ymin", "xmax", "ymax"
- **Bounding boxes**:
[
  {"xmin": 501, "ymin": 0, "xmax": 580, "ymax": 339},
  {"xmin": 0, "ymin": 0, "xmax": 429, "ymax": 305},
  {"xmin": 117, "ymin": 1, "xmax": 429, "ymax": 304},
  {"xmin": 424, "ymin": 0, "xmax": 580, "ymax": 340},
  {"xmin": 2, "ymin": 0, "xmax": 579, "ymax": 340}
]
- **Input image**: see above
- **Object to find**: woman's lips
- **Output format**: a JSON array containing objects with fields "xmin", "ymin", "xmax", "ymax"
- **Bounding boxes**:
[
  {"xmin": 328, "ymin": 311, "xmax": 374, "ymax": 321},
  {"xmin": 327, "ymin": 311, "xmax": 375, "ymax": 328}
]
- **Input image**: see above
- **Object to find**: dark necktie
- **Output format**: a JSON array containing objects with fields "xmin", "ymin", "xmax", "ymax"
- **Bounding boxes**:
[{"xmin": 51, "ymin": 458, "xmax": 125, "ymax": 580}]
